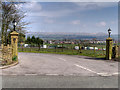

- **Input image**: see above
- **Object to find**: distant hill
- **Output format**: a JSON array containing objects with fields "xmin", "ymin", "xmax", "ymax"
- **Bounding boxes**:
[{"xmin": 26, "ymin": 32, "xmax": 118, "ymax": 41}]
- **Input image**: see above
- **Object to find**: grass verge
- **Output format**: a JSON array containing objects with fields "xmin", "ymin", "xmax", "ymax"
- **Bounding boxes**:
[{"xmin": 18, "ymin": 48, "xmax": 106, "ymax": 58}]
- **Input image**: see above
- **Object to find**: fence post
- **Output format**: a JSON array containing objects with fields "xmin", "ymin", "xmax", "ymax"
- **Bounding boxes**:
[
  {"xmin": 62, "ymin": 43, "xmax": 64, "ymax": 52},
  {"xmin": 78, "ymin": 44, "xmax": 82, "ymax": 53},
  {"xmin": 71, "ymin": 45, "xmax": 73, "ymax": 53},
  {"xmin": 102, "ymin": 46, "xmax": 104, "ymax": 55},
  {"xmin": 94, "ymin": 46, "xmax": 96, "ymax": 55}
]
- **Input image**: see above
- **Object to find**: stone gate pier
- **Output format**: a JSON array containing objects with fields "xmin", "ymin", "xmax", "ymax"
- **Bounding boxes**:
[
  {"xmin": 1, "ymin": 31, "xmax": 19, "ymax": 65},
  {"xmin": 10, "ymin": 31, "xmax": 19, "ymax": 60}
]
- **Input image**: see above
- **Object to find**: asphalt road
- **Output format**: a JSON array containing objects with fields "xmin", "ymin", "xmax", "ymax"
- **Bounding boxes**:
[{"xmin": 1, "ymin": 52, "xmax": 119, "ymax": 88}]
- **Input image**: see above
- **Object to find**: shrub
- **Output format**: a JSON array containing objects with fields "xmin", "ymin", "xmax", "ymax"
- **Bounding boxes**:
[{"xmin": 12, "ymin": 56, "xmax": 17, "ymax": 61}]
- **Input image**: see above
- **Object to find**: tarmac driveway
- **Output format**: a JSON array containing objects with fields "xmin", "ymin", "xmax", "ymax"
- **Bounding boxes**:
[
  {"xmin": 1, "ymin": 52, "xmax": 118, "ymax": 88},
  {"xmin": 2, "ymin": 52, "xmax": 118, "ymax": 76}
]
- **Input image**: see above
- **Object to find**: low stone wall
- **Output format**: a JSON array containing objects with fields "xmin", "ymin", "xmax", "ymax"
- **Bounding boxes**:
[
  {"xmin": 118, "ymin": 46, "xmax": 120, "ymax": 57},
  {"xmin": 0, "ymin": 46, "xmax": 2, "ymax": 58},
  {"xmin": 1, "ymin": 44, "xmax": 12, "ymax": 64},
  {"xmin": 112, "ymin": 45, "xmax": 119, "ymax": 59}
]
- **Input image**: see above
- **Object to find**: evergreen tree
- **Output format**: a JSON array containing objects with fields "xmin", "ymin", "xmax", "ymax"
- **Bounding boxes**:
[{"xmin": 35, "ymin": 37, "xmax": 43, "ymax": 50}]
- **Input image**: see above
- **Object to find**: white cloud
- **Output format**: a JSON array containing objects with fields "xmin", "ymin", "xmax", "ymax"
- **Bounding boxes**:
[
  {"xmin": 96, "ymin": 21, "xmax": 106, "ymax": 27},
  {"xmin": 71, "ymin": 20, "xmax": 80, "ymax": 25},
  {"xmin": 73, "ymin": 2, "xmax": 117, "ymax": 11},
  {"xmin": 17, "ymin": 0, "xmax": 119, "ymax": 2},
  {"xmin": 110, "ymin": 21, "xmax": 117, "ymax": 24},
  {"xmin": 83, "ymin": 24, "xmax": 87, "ymax": 27},
  {"xmin": 21, "ymin": 2, "xmax": 117, "ymax": 18},
  {"xmin": 69, "ymin": 0, "xmax": 119, "ymax": 2},
  {"xmin": 29, "ymin": 9, "xmax": 73, "ymax": 18},
  {"xmin": 44, "ymin": 18, "xmax": 55, "ymax": 23},
  {"xmin": 19, "ymin": 2, "xmax": 42, "ymax": 12}
]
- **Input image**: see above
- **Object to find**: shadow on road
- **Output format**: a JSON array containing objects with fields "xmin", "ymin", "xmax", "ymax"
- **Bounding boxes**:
[
  {"xmin": 84, "ymin": 57, "xmax": 119, "ymax": 63},
  {"xmin": 84, "ymin": 57, "xmax": 106, "ymax": 61}
]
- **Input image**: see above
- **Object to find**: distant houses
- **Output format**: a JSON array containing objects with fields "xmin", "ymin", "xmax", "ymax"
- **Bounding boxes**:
[{"xmin": 44, "ymin": 39, "xmax": 107, "ymax": 45}]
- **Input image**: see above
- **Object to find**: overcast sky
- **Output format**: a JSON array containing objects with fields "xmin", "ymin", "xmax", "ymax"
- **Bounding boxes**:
[{"xmin": 20, "ymin": 2, "xmax": 118, "ymax": 34}]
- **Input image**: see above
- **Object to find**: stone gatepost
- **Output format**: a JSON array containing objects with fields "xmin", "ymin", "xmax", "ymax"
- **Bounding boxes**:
[
  {"xmin": 10, "ymin": 31, "xmax": 19, "ymax": 60},
  {"xmin": 106, "ymin": 37, "xmax": 113, "ymax": 60}
]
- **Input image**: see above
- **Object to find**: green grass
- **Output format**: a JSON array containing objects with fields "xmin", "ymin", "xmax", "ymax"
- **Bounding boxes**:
[
  {"xmin": 118, "ymin": 56, "xmax": 120, "ymax": 60},
  {"xmin": 18, "ymin": 47, "xmax": 106, "ymax": 58}
]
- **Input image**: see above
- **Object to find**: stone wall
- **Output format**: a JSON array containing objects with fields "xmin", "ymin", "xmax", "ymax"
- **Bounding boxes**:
[
  {"xmin": 118, "ymin": 46, "xmax": 120, "ymax": 57},
  {"xmin": 1, "ymin": 44, "xmax": 12, "ymax": 64},
  {"xmin": 112, "ymin": 45, "xmax": 119, "ymax": 59}
]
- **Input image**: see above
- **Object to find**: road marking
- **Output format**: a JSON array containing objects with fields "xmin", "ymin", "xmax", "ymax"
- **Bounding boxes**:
[
  {"xmin": 112, "ymin": 73, "xmax": 119, "ymax": 75},
  {"xmin": 74, "ymin": 64, "xmax": 118, "ymax": 76},
  {"xmin": 46, "ymin": 74, "xmax": 59, "ymax": 76},
  {"xmin": 2, "ymin": 74, "xmax": 17, "ymax": 76},
  {"xmin": 10, "ymin": 74, "xmax": 17, "ymax": 76},
  {"xmin": 97, "ymin": 73, "xmax": 118, "ymax": 76},
  {"xmin": 97, "ymin": 73, "xmax": 112, "ymax": 76},
  {"xmin": 74, "ymin": 64, "xmax": 97, "ymax": 73},
  {"xmin": 58, "ymin": 58, "xmax": 66, "ymax": 61},
  {"xmin": 25, "ymin": 74, "xmax": 38, "ymax": 76}
]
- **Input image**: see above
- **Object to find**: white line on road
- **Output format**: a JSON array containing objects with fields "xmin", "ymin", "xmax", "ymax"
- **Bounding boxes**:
[
  {"xmin": 2, "ymin": 74, "xmax": 17, "ymax": 76},
  {"xmin": 46, "ymin": 74, "xmax": 59, "ymax": 76},
  {"xmin": 74, "ymin": 64, "xmax": 118, "ymax": 76},
  {"xmin": 25, "ymin": 74, "xmax": 38, "ymax": 76},
  {"xmin": 74, "ymin": 64, "xmax": 97, "ymax": 73},
  {"xmin": 97, "ymin": 73, "xmax": 118, "ymax": 77},
  {"xmin": 58, "ymin": 58, "xmax": 66, "ymax": 61},
  {"xmin": 113, "ymin": 73, "xmax": 119, "ymax": 75},
  {"xmin": 11, "ymin": 74, "xmax": 17, "ymax": 76}
]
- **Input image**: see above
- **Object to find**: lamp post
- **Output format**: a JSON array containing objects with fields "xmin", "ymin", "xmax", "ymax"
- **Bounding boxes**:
[
  {"xmin": 12, "ymin": 19, "xmax": 17, "ymax": 31},
  {"xmin": 10, "ymin": 19, "xmax": 19, "ymax": 61},
  {"xmin": 108, "ymin": 28, "xmax": 112, "ymax": 38}
]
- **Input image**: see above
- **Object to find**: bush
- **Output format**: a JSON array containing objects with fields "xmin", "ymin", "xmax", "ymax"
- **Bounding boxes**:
[{"xmin": 12, "ymin": 56, "xmax": 17, "ymax": 61}]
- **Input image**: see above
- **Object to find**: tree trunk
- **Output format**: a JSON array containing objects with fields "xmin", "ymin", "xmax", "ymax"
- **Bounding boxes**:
[
  {"xmin": 4, "ymin": 24, "xmax": 9, "ymax": 45},
  {"xmin": 55, "ymin": 44, "xmax": 57, "ymax": 52},
  {"xmin": 38, "ymin": 44, "xmax": 40, "ymax": 51},
  {"xmin": 1, "ymin": 22, "xmax": 5, "ymax": 44},
  {"xmin": 78, "ymin": 44, "xmax": 81, "ymax": 53}
]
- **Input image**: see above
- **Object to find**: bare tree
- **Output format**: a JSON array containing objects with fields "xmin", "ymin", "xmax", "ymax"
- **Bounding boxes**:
[{"xmin": 1, "ymin": 0, "xmax": 29, "ymax": 45}]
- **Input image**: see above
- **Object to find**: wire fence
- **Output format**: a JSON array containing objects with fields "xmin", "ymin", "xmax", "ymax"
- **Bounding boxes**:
[
  {"xmin": 18, "ymin": 44, "xmax": 120, "ymax": 59},
  {"xmin": 18, "ymin": 45, "xmax": 106, "ymax": 58}
]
